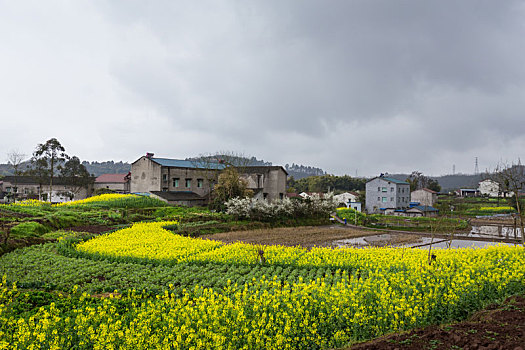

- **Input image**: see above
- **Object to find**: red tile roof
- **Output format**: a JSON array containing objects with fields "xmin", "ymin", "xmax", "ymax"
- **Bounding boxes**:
[{"xmin": 95, "ymin": 173, "xmax": 129, "ymax": 183}]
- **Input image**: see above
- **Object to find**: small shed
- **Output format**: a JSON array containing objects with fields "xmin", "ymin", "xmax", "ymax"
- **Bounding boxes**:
[{"xmin": 405, "ymin": 205, "xmax": 439, "ymax": 217}]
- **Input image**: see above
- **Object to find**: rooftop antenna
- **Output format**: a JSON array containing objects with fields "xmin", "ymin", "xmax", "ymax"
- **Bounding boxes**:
[{"xmin": 474, "ymin": 157, "xmax": 479, "ymax": 175}]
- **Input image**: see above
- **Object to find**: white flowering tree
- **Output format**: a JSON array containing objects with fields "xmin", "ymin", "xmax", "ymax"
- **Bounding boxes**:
[{"xmin": 225, "ymin": 194, "xmax": 336, "ymax": 222}]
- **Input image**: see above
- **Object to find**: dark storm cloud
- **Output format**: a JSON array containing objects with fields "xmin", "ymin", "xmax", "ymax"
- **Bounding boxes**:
[{"xmin": 1, "ymin": 1, "xmax": 525, "ymax": 175}]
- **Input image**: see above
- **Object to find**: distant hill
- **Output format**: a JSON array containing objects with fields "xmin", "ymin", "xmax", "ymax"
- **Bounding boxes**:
[
  {"xmin": 387, "ymin": 173, "xmax": 484, "ymax": 192},
  {"xmin": 81, "ymin": 161, "xmax": 131, "ymax": 177},
  {"xmin": 285, "ymin": 163, "xmax": 326, "ymax": 180},
  {"xmin": 185, "ymin": 155, "xmax": 326, "ymax": 180},
  {"xmin": 0, "ymin": 161, "xmax": 30, "ymax": 176}
]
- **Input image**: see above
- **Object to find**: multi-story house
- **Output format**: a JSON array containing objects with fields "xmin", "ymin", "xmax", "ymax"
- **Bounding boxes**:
[
  {"xmin": 130, "ymin": 153, "xmax": 287, "ymax": 205},
  {"xmin": 365, "ymin": 176, "xmax": 411, "ymax": 213}
]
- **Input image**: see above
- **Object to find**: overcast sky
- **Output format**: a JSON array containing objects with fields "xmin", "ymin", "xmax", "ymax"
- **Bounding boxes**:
[{"xmin": 1, "ymin": 1, "xmax": 525, "ymax": 176}]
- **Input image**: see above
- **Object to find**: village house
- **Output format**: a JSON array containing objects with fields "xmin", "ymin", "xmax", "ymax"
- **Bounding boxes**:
[
  {"xmin": 404, "ymin": 205, "xmax": 439, "ymax": 217},
  {"xmin": 130, "ymin": 153, "xmax": 288, "ymax": 206},
  {"xmin": 0, "ymin": 175, "xmax": 93, "ymax": 203},
  {"xmin": 477, "ymin": 179, "xmax": 512, "ymax": 197},
  {"xmin": 410, "ymin": 188, "xmax": 437, "ymax": 207},
  {"xmin": 365, "ymin": 176, "xmax": 410, "ymax": 214},
  {"xmin": 456, "ymin": 188, "xmax": 480, "ymax": 197},
  {"xmin": 94, "ymin": 173, "xmax": 131, "ymax": 193},
  {"xmin": 334, "ymin": 191, "xmax": 362, "ymax": 211}
]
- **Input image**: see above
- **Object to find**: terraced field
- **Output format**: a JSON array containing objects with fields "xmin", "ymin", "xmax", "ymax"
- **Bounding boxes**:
[{"xmin": 1, "ymin": 220, "xmax": 524, "ymax": 349}]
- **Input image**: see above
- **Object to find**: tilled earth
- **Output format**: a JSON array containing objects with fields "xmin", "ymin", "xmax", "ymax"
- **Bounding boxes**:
[
  {"xmin": 200, "ymin": 225, "xmax": 381, "ymax": 248},
  {"xmin": 348, "ymin": 295, "xmax": 525, "ymax": 350}
]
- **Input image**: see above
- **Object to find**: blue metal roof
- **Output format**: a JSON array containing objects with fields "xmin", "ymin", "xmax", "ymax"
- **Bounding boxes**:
[
  {"xmin": 151, "ymin": 158, "xmax": 226, "ymax": 170},
  {"xmin": 411, "ymin": 205, "xmax": 439, "ymax": 212},
  {"xmin": 382, "ymin": 177, "xmax": 409, "ymax": 185}
]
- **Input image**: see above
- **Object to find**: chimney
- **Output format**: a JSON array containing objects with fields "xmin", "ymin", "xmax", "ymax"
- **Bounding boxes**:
[{"xmin": 146, "ymin": 152, "xmax": 154, "ymax": 159}]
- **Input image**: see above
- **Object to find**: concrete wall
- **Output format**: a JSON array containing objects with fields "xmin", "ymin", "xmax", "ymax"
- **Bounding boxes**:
[
  {"xmin": 130, "ymin": 157, "xmax": 162, "ymax": 193},
  {"xmin": 365, "ymin": 178, "xmax": 410, "ymax": 213},
  {"xmin": 162, "ymin": 167, "xmax": 213, "ymax": 197},
  {"xmin": 411, "ymin": 189, "xmax": 437, "ymax": 206},
  {"xmin": 264, "ymin": 168, "xmax": 287, "ymax": 200},
  {"xmin": 94, "ymin": 182, "xmax": 129, "ymax": 192}
]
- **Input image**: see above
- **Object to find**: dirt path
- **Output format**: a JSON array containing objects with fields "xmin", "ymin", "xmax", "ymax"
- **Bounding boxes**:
[
  {"xmin": 348, "ymin": 295, "xmax": 525, "ymax": 350},
  {"xmin": 201, "ymin": 225, "xmax": 382, "ymax": 248}
]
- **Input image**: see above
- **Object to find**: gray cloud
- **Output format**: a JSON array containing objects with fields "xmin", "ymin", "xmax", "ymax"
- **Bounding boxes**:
[{"xmin": 1, "ymin": 0, "xmax": 525, "ymax": 176}]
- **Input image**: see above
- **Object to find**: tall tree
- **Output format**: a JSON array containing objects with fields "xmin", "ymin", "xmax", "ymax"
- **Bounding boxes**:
[
  {"xmin": 490, "ymin": 162, "xmax": 525, "ymax": 245},
  {"xmin": 6, "ymin": 150, "xmax": 26, "ymax": 202},
  {"xmin": 60, "ymin": 156, "xmax": 92, "ymax": 199},
  {"xmin": 30, "ymin": 138, "xmax": 69, "ymax": 202}
]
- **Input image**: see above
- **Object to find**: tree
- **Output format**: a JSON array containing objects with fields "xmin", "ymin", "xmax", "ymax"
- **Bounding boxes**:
[
  {"xmin": 489, "ymin": 162, "xmax": 525, "ymax": 245},
  {"xmin": 190, "ymin": 151, "xmax": 255, "ymax": 207},
  {"xmin": 211, "ymin": 166, "xmax": 253, "ymax": 210},
  {"xmin": 406, "ymin": 171, "xmax": 441, "ymax": 192},
  {"xmin": 30, "ymin": 138, "xmax": 69, "ymax": 202},
  {"xmin": 6, "ymin": 150, "xmax": 26, "ymax": 202},
  {"xmin": 60, "ymin": 156, "xmax": 93, "ymax": 199}
]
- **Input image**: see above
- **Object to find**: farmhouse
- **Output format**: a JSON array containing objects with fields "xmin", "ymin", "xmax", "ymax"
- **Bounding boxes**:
[
  {"xmin": 365, "ymin": 176, "xmax": 410, "ymax": 214},
  {"xmin": 0, "ymin": 175, "xmax": 93, "ymax": 203},
  {"xmin": 477, "ymin": 179, "xmax": 513, "ymax": 197},
  {"xmin": 410, "ymin": 188, "xmax": 437, "ymax": 207},
  {"xmin": 404, "ymin": 205, "xmax": 439, "ymax": 217},
  {"xmin": 94, "ymin": 173, "xmax": 131, "ymax": 193},
  {"xmin": 333, "ymin": 192, "xmax": 359, "ymax": 206},
  {"xmin": 130, "ymin": 153, "xmax": 287, "ymax": 205}
]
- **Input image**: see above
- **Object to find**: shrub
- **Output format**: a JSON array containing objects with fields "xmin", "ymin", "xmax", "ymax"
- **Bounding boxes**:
[
  {"xmin": 225, "ymin": 195, "xmax": 336, "ymax": 222},
  {"xmin": 10, "ymin": 222, "xmax": 50, "ymax": 238}
]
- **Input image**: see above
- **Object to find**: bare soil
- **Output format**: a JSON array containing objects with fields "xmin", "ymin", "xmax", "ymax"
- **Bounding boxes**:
[
  {"xmin": 201, "ymin": 226, "xmax": 382, "ymax": 248},
  {"xmin": 63, "ymin": 225, "xmax": 113, "ymax": 234},
  {"xmin": 348, "ymin": 295, "xmax": 525, "ymax": 350}
]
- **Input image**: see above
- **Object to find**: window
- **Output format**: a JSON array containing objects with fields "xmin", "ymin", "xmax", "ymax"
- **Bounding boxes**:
[
  {"xmin": 279, "ymin": 193, "xmax": 284, "ymax": 200},
  {"xmin": 173, "ymin": 178, "xmax": 179, "ymax": 188},
  {"xmin": 378, "ymin": 187, "xmax": 380, "ymax": 192},
  {"xmin": 391, "ymin": 187, "xmax": 394, "ymax": 192},
  {"xmin": 390, "ymin": 197, "xmax": 393, "ymax": 201},
  {"xmin": 197, "ymin": 179, "xmax": 203, "ymax": 188},
  {"xmin": 162, "ymin": 174, "xmax": 167, "ymax": 182},
  {"xmin": 185, "ymin": 178, "xmax": 191, "ymax": 188},
  {"xmin": 378, "ymin": 197, "xmax": 380, "ymax": 201},
  {"xmin": 162, "ymin": 187, "xmax": 168, "ymax": 192},
  {"xmin": 382, "ymin": 197, "xmax": 387, "ymax": 203},
  {"xmin": 382, "ymin": 187, "xmax": 387, "ymax": 192}
]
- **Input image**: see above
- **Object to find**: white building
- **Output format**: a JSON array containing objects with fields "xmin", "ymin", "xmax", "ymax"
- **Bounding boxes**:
[{"xmin": 478, "ymin": 179, "xmax": 502, "ymax": 197}]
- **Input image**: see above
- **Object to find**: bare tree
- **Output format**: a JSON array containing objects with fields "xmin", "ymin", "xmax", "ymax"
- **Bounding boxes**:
[
  {"xmin": 6, "ymin": 150, "xmax": 27, "ymax": 202},
  {"xmin": 190, "ymin": 151, "xmax": 254, "ymax": 206},
  {"xmin": 489, "ymin": 161, "xmax": 525, "ymax": 245}
]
